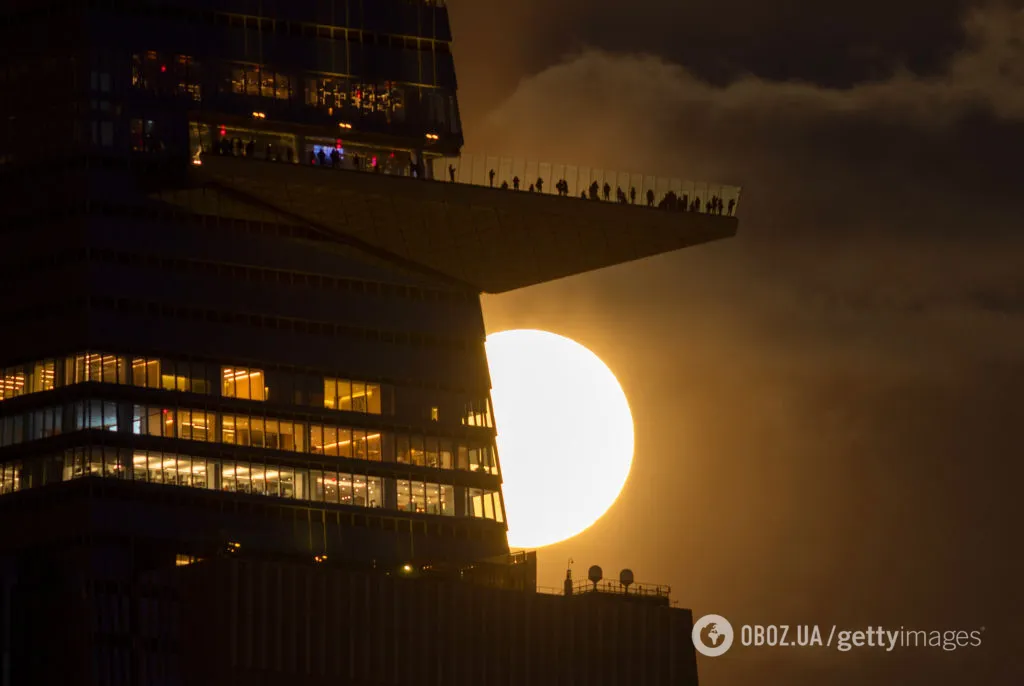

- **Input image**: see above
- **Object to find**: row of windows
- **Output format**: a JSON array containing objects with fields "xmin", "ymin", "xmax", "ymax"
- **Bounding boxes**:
[
  {"xmin": 131, "ymin": 403, "xmax": 497, "ymax": 473},
  {"xmin": 2, "ymin": 352, "xmax": 493, "ymax": 428},
  {"xmin": 1, "ymin": 446, "xmax": 503, "ymax": 521},
  {"xmin": 81, "ymin": 246, "xmax": 472, "ymax": 305},
  {"xmin": 1, "ymin": 399, "xmax": 499, "ymax": 475},
  {"xmin": 86, "ymin": 295, "xmax": 473, "ymax": 350},
  {"xmin": 1, "ymin": 353, "xmax": 387, "ymax": 415},
  {"xmin": 129, "ymin": 52, "xmax": 456, "ymax": 129},
  {"xmin": 0, "ymin": 401, "xmax": 117, "ymax": 446}
]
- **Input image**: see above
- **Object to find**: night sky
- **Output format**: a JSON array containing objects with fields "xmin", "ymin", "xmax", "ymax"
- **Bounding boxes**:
[{"xmin": 449, "ymin": 1, "xmax": 1023, "ymax": 684}]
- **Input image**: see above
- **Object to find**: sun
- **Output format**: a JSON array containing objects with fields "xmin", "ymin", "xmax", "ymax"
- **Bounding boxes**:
[{"xmin": 485, "ymin": 329, "xmax": 634, "ymax": 549}]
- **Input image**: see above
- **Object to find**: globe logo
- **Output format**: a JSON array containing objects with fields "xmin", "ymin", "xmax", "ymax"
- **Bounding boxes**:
[{"xmin": 692, "ymin": 614, "xmax": 735, "ymax": 657}]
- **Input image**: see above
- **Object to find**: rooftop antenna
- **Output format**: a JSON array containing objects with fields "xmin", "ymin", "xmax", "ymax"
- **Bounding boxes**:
[
  {"xmin": 564, "ymin": 558, "xmax": 574, "ymax": 596},
  {"xmin": 588, "ymin": 565, "xmax": 603, "ymax": 591},
  {"xmin": 619, "ymin": 568, "xmax": 634, "ymax": 594}
]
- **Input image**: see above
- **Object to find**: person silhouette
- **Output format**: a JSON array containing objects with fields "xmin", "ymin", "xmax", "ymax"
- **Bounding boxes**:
[
  {"xmin": 589, "ymin": 180, "xmax": 599, "ymax": 200},
  {"xmin": 448, "ymin": 164, "xmax": 456, "ymax": 182},
  {"xmin": 316, "ymin": 149, "xmax": 327, "ymax": 166},
  {"xmin": 646, "ymin": 189, "xmax": 655, "ymax": 207},
  {"xmin": 500, "ymin": 180, "xmax": 509, "ymax": 189},
  {"xmin": 536, "ymin": 177, "xmax": 544, "ymax": 193},
  {"xmin": 602, "ymin": 182, "xmax": 611, "ymax": 201},
  {"xmin": 630, "ymin": 186, "xmax": 636, "ymax": 204},
  {"xmin": 727, "ymin": 198, "xmax": 736, "ymax": 215},
  {"xmin": 245, "ymin": 138, "xmax": 255, "ymax": 157},
  {"xmin": 529, "ymin": 183, "xmax": 535, "ymax": 192},
  {"xmin": 513, "ymin": 176, "xmax": 520, "ymax": 191},
  {"xmin": 489, "ymin": 169, "xmax": 496, "ymax": 187}
]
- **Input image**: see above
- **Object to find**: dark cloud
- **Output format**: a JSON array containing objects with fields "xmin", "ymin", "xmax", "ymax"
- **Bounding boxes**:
[{"xmin": 453, "ymin": 2, "xmax": 1023, "ymax": 684}]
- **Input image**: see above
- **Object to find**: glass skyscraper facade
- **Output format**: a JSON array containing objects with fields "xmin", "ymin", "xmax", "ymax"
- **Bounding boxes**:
[{"xmin": 0, "ymin": 2, "xmax": 737, "ymax": 684}]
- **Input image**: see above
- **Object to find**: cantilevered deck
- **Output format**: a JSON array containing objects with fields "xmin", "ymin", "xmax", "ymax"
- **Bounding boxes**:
[{"xmin": 175, "ymin": 154, "xmax": 739, "ymax": 293}]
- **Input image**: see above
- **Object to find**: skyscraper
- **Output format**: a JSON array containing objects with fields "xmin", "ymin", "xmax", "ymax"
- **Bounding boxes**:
[{"xmin": 0, "ymin": 1, "xmax": 739, "ymax": 684}]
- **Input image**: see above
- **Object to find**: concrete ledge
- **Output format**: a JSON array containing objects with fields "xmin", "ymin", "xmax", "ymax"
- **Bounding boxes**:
[{"xmin": 193, "ymin": 155, "xmax": 738, "ymax": 293}]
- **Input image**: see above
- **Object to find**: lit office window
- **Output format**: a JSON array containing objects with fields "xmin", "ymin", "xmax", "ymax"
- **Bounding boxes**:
[
  {"xmin": 355, "ymin": 475, "xmax": 382, "ymax": 508},
  {"xmin": 227, "ymin": 64, "xmax": 290, "ymax": 100},
  {"xmin": 68, "ymin": 353, "xmax": 126, "ymax": 384},
  {"xmin": 176, "ymin": 409, "xmax": 215, "ymax": 442},
  {"xmin": 222, "ymin": 367, "xmax": 267, "ymax": 401},
  {"xmin": 399, "ymin": 480, "xmax": 453, "ymax": 515},
  {"xmin": 0, "ymin": 369, "xmax": 26, "ymax": 401},
  {"xmin": 0, "ymin": 462, "xmax": 22, "ymax": 494},
  {"xmin": 365, "ymin": 432, "xmax": 382, "ymax": 461},
  {"xmin": 463, "ymin": 399, "xmax": 493, "ymax": 428},
  {"xmin": 439, "ymin": 439, "xmax": 453, "ymax": 469},
  {"xmin": 31, "ymin": 360, "xmax": 56, "ymax": 393},
  {"xmin": 131, "ymin": 358, "xmax": 161, "ymax": 388},
  {"xmin": 160, "ymin": 360, "xmax": 191, "ymax": 392},
  {"xmin": 468, "ymin": 446, "xmax": 498, "ymax": 475},
  {"xmin": 467, "ymin": 489, "xmax": 503, "ymax": 521},
  {"xmin": 324, "ymin": 378, "xmax": 382, "ymax": 414}
]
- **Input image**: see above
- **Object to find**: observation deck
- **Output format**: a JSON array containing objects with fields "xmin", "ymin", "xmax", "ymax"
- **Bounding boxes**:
[{"xmin": 169, "ymin": 152, "xmax": 740, "ymax": 293}]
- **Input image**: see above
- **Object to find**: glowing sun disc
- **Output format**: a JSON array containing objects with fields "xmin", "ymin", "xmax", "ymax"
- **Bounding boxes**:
[{"xmin": 486, "ymin": 329, "xmax": 634, "ymax": 548}]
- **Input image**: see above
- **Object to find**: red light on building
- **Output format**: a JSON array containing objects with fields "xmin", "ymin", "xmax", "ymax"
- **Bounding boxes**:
[
  {"xmin": 372, "ymin": 156, "xmax": 378, "ymax": 167},
  {"xmin": 219, "ymin": 127, "xmax": 227, "ymax": 137},
  {"xmin": 336, "ymin": 139, "xmax": 342, "ymax": 149},
  {"xmin": 160, "ymin": 65, "xmax": 167, "ymax": 73},
  {"xmin": 389, "ymin": 152, "xmax": 395, "ymax": 158}
]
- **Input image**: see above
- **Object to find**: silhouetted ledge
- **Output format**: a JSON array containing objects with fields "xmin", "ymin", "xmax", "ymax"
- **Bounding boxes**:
[{"xmin": 190, "ymin": 155, "xmax": 739, "ymax": 293}]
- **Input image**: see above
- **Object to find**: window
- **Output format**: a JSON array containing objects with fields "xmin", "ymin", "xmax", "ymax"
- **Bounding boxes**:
[
  {"xmin": 176, "ymin": 409, "xmax": 214, "ymax": 441},
  {"xmin": 467, "ymin": 489, "xmax": 504, "ymax": 521},
  {"xmin": 222, "ymin": 367, "xmax": 266, "ymax": 401},
  {"xmin": 324, "ymin": 378, "xmax": 381, "ymax": 414},
  {"xmin": 68, "ymin": 353, "xmax": 126, "ymax": 385},
  {"xmin": 463, "ymin": 398, "xmax": 493, "ymax": 428},
  {"xmin": 0, "ymin": 369, "xmax": 26, "ymax": 401},
  {"xmin": 469, "ymin": 446, "xmax": 498, "ymax": 474},
  {"xmin": 1, "ymin": 360, "xmax": 56, "ymax": 402},
  {"xmin": 396, "ymin": 435, "xmax": 411, "ymax": 464},
  {"xmin": 398, "ymin": 480, "xmax": 452, "ymax": 515},
  {"xmin": 226, "ymin": 64, "xmax": 290, "ymax": 100},
  {"xmin": 73, "ymin": 400, "xmax": 117, "ymax": 432},
  {"xmin": 131, "ymin": 52, "xmax": 202, "ymax": 100},
  {"xmin": 10, "ymin": 447, "xmax": 468, "ymax": 517},
  {"xmin": 131, "ymin": 358, "xmax": 161, "ymax": 388},
  {"xmin": 0, "ymin": 463, "xmax": 22, "ymax": 495},
  {"xmin": 29, "ymin": 406, "xmax": 63, "ymax": 439},
  {"xmin": 430, "ymin": 406, "xmax": 439, "ymax": 421}
]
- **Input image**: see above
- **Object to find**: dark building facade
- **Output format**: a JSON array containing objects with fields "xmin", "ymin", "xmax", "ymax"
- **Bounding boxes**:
[{"xmin": 0, "ymin": 1, "xmax": 737, "ymax": 684}]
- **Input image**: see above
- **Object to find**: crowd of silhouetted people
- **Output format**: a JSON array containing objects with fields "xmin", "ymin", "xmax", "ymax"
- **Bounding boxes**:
[
  {"xmin": 209, "ymin": 136, "xmax": 737, "ymax": 216},
  {"xmin": 472, "ymin": 167, "xmax": 736, "ymax": 216}
]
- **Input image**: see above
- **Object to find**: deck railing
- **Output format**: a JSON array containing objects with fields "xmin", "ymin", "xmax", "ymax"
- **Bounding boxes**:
[{"xmin": 431, "ymin": 153, "xmax": 741, "ymax": 215}]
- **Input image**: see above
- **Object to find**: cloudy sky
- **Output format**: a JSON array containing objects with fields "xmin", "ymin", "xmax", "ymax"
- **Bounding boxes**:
[{"xmin": 447, "ymin": 1, "xmax": 1023, "ymax": 684}]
